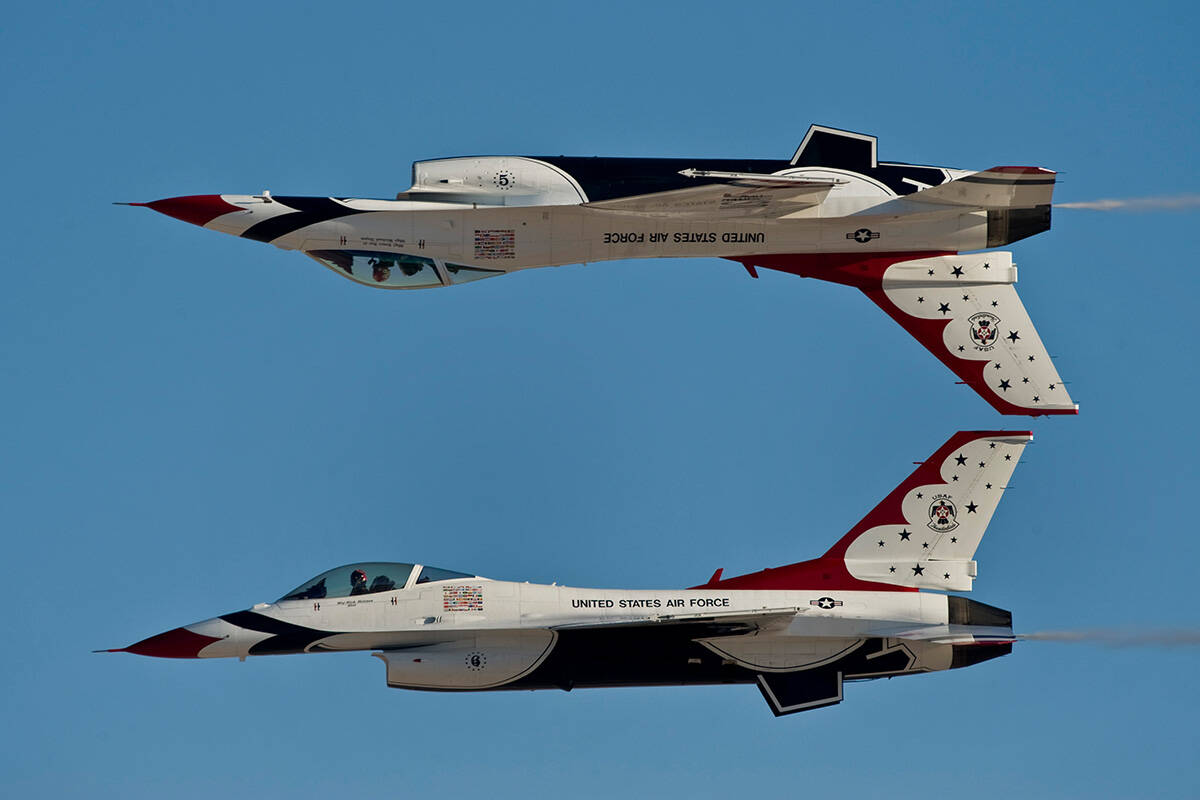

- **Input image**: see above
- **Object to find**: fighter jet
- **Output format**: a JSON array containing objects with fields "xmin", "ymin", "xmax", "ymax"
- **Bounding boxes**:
[
  {"xmin": 106, "ymin": 430, "xmax": 1027, "ymax": 717},
  {"xmin": 128, "ymin": 125, "xmax": 1075, "ymax": 417}
]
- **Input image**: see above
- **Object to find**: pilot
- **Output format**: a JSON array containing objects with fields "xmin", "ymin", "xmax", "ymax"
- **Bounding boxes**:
[
  {"xmin": 349, "ymin": 569, "xmax": 369, "ymax": 596},
  {"xmin": 372, "ymin": 264, "xmax": 391, "ymax": 283}
]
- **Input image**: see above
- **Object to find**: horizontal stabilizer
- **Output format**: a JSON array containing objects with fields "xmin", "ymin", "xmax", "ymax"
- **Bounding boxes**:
[{"xmin": 908, "ymin": 166, "xmax": 1056, "ymax": 209}]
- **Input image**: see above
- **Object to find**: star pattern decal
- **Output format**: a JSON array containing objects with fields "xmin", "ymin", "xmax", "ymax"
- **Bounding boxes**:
[
  {"xmin": 917, "ymin": 296, "xmax": 925, "ymax": 303},
  {"xmin": 985, "ymin": 483, "xmax": 991, "ymax": 490},
  {"xmin": 1033, "ymin": 395, "xmax": 1040, "ymax": 402},
  {"xmin": 991, "ymin": 300, "xmax": 999, "ymax": 307},
  {"xmin": 1004, "ymin": 454, "xmax": 1012, "ymax": 461},
  {"xmin": 943, "ymin": 573, "xmax": 950, "ymax": 580},
  {"xmin": 955, "ymin": 454, "xmax": 967, "ymax": 466},
  {"xmin": 962, "ymin": 294, "xmax": 969, "ymax": 301},
  {"xmin": 999, "ymin": 379, "xmax": 1011, "ymax": 391},
  {"xmin": 982, "ymin": 262, "xmax": 990, "ymax": 269},
  {"xmin": 1028, "ymin": 355, "xmax": 1035, "ymax": 362},
  {"xmin": 978, "ymin": 461, "xmax": 985, "ymax": 468},
  {"xmin": 958, "ymin": 345, "xmax": 965, "ymax": 352},
  {"xmin": 966, "ymin": 502, "xmax": 978, "ymax": 513},
  {"xmin": 950, "ymin": 536, "xmax": 957, "ymax": 543},
  {"xmin": 1007, "ymin": 330, "xmax": 1020, "ymax": 343},
  {"xmin": 921, "ymin": 542, "xmax": 929, "ymax": 549},
  {"xmin": 916, "ymin": 492, "xmax": 923, "ymax": 499},
  {"xmin": 878, "ymin": 540, "xmax": 885, "ymax": 547},
  {"xmin": 912, "ymin": 565, "xmax": 924, "ymax": 576},
  {"xmin": 898, "ymin": 529, "xmax": 911, "ymax": 541},
  {"xmin": 889, "ymin": 566, "xmax": 896, "ymax": 573},
  {"xmin": 951, "ymin": 266, "xmax": 964, "ymax": 277},
  {"xmin": 927, "ymin": 269, "xmax": 935, "ymax": 276},
  {"xmin": 938, "ymin": 302, "xmax": 951, "ymax": 315},
  {"xmin": 1023, "ymin": 377, "xmax": 1029, "ymax": 383},
  {"xmin": 989, "ymin": 443, "xmax": 996, "ymax": 449}
]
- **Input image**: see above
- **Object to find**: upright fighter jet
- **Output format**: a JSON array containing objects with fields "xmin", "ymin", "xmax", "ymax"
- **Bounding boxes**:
[
  {"xmin": 128, "ymin": 125, "xmax": 1075, "ymax": 416},
  {"xmin": 107, "ymin": 431, "xmax": 1027, "ymax": 717}
]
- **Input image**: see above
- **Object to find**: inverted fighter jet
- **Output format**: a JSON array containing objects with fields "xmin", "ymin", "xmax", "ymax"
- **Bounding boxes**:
[
  {"xmin": 107, "ymin": 430, "xmax": 1028, "ymax": 717},
  {"xmin": 128, "ymin": 125, "xmax": 1075, "ymax": 416}
]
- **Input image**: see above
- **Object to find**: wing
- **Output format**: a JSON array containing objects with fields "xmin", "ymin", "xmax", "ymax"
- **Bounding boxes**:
[
  {"xmin": 739, "ymin": 251, "xmax": 1077, "ymax": 415},
  {"xmin": 550, "ymin": 606, "xmax": 801, "ymax": 635},
  {"xmin": 583, "ymin": 172, "xmax": 838, "ymax": 218}
]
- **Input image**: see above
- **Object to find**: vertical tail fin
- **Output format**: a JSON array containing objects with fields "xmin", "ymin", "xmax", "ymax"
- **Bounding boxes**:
[{"xmin": 707, "ymin": 431, "xmax": 1031, "ymax": 592}]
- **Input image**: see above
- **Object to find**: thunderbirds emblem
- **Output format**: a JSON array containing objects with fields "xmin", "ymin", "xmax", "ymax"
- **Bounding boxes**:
[
  {"xmin": 928, "ymin": 494, "xmax": 959, "ymax": 532},
  {"xmin": 968, "ymin": 312, "xmax": 1001, "ymax": 351}
]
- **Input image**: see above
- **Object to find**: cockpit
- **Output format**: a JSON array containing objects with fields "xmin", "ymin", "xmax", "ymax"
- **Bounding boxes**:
[
  {"xmin": 277, "ymin": 562, "xmax": 477, "ymax": 602},
  {"xmin": 305, "ymin": 250, "xmax": 504, "ymax": 289}
]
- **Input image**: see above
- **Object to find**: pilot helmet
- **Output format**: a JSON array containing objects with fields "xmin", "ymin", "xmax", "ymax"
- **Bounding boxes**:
[{"xmin": 351, "ymin": 569, "xmax": 367, "ymax": 584}]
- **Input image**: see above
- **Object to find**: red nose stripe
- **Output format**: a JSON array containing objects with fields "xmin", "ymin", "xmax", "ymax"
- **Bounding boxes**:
[
  {"xmin": 137, "ymin": 195, "xmax": 243, "ymax": 227},
  {"xmin": 123, "ymin": 627, "xmax": 222, "ymax": 658}
]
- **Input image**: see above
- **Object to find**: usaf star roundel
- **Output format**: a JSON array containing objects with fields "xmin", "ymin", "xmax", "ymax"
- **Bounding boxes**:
[
  {"xmin": 928, "ymin": 495, "xmax": 959, "ymax": 532},
  {"xmin": 968, "ymin": 312, "xmax": 1000, "ymax": 351}
]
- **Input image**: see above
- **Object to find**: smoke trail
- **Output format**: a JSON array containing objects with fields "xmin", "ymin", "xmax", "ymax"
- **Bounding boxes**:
[
  {"xmin": 1054, "ymin": 194, "xmax": 1200, "ymax": 211},
  {"xmin": 1018, "ymin": 629, "xmax": 1200, "ymax": 647}
]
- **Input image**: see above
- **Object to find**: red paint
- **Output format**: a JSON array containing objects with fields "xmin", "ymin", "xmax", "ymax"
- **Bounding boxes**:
[
  {"xmin": 693, "ymin": 430, "xmax": 1031, "ymax": 592},
  {"xmin": 122, "ymin": 627, "xmax": 222, "ymax": 658},
  {"xmin": 135, "ymin": 195, "xmax": 243, "ymax": 227},
  {"xmin": 728, "ymin": 253, "xmax": 1078, "ymax": 417}
]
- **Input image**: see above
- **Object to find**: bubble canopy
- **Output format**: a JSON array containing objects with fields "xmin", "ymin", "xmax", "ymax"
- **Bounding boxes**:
[{"xmin": 277, "ymin": 562, "xmax": 475, "ymax": 602}]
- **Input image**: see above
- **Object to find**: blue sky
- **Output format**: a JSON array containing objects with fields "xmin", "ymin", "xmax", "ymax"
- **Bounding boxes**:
[{"xmin": 3, "ymin": 1, "xmax": 1198, "ymax": 797}]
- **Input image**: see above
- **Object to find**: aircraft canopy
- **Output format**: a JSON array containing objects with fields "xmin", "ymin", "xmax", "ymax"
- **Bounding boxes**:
[{"xmin": 278, "ymin": 562, "xmax": 475, "ymax": 602}]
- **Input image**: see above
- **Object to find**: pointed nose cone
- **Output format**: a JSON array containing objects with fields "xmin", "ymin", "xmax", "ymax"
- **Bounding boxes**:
[
  {"xmin": 131, "ymin": 195, "xmax": 243, "ymax": 227},
  {"xmin": 121, "ymin": 626, "xmax": 224, "ymax": 658}
]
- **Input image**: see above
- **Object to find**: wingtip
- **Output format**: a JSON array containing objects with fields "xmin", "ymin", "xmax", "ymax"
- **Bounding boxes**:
[{"xmin": 93, "ymin": 647, "xmax": 127, "ymax": 653}]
